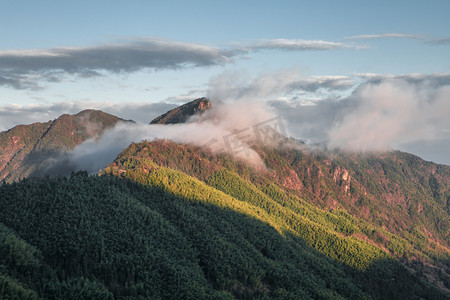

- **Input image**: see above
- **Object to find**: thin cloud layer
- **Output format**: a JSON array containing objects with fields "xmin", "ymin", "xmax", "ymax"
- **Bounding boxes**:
[
  {"xmin": 0, "ymin": 37, "xmax": 232, "ymax": 89},
  {"xmin": 345, "ymin": 33, "xmax": 424, "ymax": 40},
  {"xmin": 345, "ymin": 33, "xmax": 450, "ymax": 47},
  {"xmin": 0, "ymin": 74, "xmax": 42, "ymax": 90},
  {"xmin": 356, "ymin": 73, "xmax": 450, "ymax": 91},
  {"xmin": 288, "ymin": 76, "xmax": 354, "ymax": 92},
  {"xmin": 206, "ymin": 69, "xmax": 354, "ymax": 103},
  {"xmin": 426, "ymin": 37, "xmax": 450, "ymax": 45},
  {"xmin": 0, "ymin": 37, "xmax": 357, "ymax": 90},
  {"xmin": 245, "ymin": 39, "xmax": 352, "ymax": 51},
  {"xmin": 0, "ymin": 38, "xmax": 231, "ymax": 72}
]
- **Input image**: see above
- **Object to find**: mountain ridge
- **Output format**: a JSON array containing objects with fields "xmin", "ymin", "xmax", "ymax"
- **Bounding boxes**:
[
  {"xmin": 101, "ymin": 138, "xmax": 450, "ymax": 293},
  {"xmin": 0, "ymin": 109, "xmax": 130, "ymax": 182},
  {"xmin": 150, "ymin": 97, "xmax": 211, "ymax": 124}
]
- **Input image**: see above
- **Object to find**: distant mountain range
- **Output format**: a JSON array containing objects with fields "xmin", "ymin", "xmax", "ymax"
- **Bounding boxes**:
[{"xmin": 0, "ymin": 98, "xmax": 449, "ymax": 298}]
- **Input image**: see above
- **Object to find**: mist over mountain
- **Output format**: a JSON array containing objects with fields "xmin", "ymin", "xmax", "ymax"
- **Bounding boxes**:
[
  {"xmin": 0, "ymin": 109, "xmax": 130, "ymax": 182},
  {"xmin": 5, "ymin": 98, "xmax": 276, "ymax": 177},
  {"xmin": 0, "ymin": 98, "xmax": 449, "ymax": 298}
]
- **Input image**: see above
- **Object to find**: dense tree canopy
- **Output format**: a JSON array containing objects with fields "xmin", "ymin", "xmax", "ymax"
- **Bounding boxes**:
[{"xmin": 0, "ymin": 168, "xmax": 447, "ymax": 299}]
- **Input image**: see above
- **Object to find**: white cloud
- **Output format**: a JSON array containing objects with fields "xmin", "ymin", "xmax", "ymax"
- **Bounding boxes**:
[
  {"xmin": 288, "ymin": 75, "xmax": 354, "ymax": 92},
  {"xmin": 206, "ymin": 69, "xmax": 303, "ymax": 102},
  {"xmin": 355, "ymin": 72, "xmax": 450, "ymax": 91},
  {"xmin": 244, "ymin": 39, "xmax": 353, "ymax": 51},
  {"xmin": 36, "ymin": 100, "xmax": 278, "ymax": 175},
  {"xmin": 345, "ymin": 33, "xmax": 424, "ymax": 40},
  {"xmin": 327, "ymin": 77, "xmax": 450, "ymax": 152},
  {"xmin": 206, "ymin": 69, "xmax": 354, "ymax": 103},
  {"xmin": 0, "ymin": 37, "xmax": 358, "ymax": 90},
  {"xmin": 0, "ymin": 37, "xmax": 232, "ymax": 90},
  {"xmin": 267, "ymin": 72, "xmax": 450, "ymax": 165}
]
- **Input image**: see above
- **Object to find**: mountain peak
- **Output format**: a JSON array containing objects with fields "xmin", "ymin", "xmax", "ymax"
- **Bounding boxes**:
[
  {"xmin": 0, "ymin": 109, "xmax": 127, "ymax": 182},
  {"xmin": 150, "ymin": 97, "xmax": 211, "ymax": 125}
]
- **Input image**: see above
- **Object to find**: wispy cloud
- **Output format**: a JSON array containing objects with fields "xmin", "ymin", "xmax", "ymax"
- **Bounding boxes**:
[
  {"xmin": 0, "ymin": 37, "xmax": 232, "ymax": 90},
  {"xmin": 0, "ymin": 37, "xmax": 232, "ymax": 72},
  {"xmin": 207, "ymin": 69, "xmax": 354, "ymax": 103},
  {"xmin": 426, "ymin": 37, "xmax": 450, "ymax": 45},
  {"xmin": 288, "ymin": 75, "xmax": 354, "ymax": 92},
  {"xmin": 0, "ymin": 74, "xmax": 43, "ymax": 90},
  {"xmin": 0, "ymin": 37, "xmax": 357, "ymax": 90},
  {"xmin": 345, "ymin": 33, "xmax": 424, "ymax": 40},
  {"xmin": 356, "ymin": 72, "xmax": 450, "ymax": 89},
  {"xmin": 345, "ymin": 33, "xmax": 450, "ymax": 47},
  {"xmin": 243, "ymin": 39, "xmax": 353, "ymax": 51}
]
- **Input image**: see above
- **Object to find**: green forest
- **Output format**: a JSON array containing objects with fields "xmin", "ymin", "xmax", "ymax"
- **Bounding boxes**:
[{"xmin": 0, "ymin": 159, "xmax": 448, "ymax": 299}]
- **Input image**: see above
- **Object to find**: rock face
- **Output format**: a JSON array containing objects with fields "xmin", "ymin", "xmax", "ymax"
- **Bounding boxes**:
[
  {"xmin": 150, "ymin": 97, "xmax": 211, "ymax": 124},
  {"xmin": 0, "ymin": 110, "xmax": 128, "ymax": 182}
]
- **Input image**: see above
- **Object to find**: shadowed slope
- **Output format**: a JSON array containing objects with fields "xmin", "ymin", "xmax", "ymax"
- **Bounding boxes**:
[{"xmin": 1, "ymin": 172, "xmax": 446, "ymax": 299}]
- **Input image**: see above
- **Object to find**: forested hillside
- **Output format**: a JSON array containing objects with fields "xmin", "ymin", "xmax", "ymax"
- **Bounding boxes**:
[
  {"xmin": 0, "ymin": 172, "xmax": 447, "ymax": 299},
  {"xmin": 105, "ymin": 140, "xmax": 450, "ymax": 259},
  {"xmin": 103, "ymin": 139, "xmax": 450, "ymax": 292}
]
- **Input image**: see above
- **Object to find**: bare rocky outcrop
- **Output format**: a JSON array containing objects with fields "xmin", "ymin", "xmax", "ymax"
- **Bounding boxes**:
[{"xmin": 150, "ymin": 97, "xmax": 211, "ymax": 124}]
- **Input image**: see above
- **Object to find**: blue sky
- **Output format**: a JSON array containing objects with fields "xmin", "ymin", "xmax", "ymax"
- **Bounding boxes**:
[{"xmin": 1, "ymin": 0, "xmax": 450, "ymax": 164}]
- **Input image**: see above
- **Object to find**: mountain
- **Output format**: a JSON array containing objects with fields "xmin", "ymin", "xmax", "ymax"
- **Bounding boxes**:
[
  {"xmin": 0, "ymin": 141, "xmax": 447, "ymax": 299},
  {"xmin": 150, "ymin": 97, "xmax": 211, "ymax": 124},
  {"xmin": 0, "ymin": 109, "xmax": 129, "ymax": 183},
  {"xmin": 102, "ymin": 139, "xmax": 450, "ymax": 286},
  {"xmin": 0, "ymin": 100, "xmax": 449, "ymax": 298}
]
